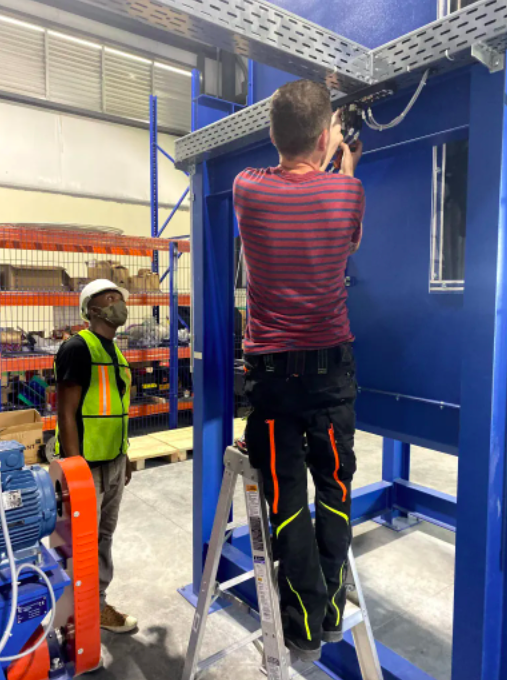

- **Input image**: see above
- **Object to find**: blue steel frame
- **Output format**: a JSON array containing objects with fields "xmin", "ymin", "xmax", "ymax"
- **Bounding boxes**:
[
  {"xmin": 187, "ymin": 48, "xmax": 507, "ymax": 680},
  {"xmin": 149, "ymin": 95, "xmax": 190, "ymax": 429}
]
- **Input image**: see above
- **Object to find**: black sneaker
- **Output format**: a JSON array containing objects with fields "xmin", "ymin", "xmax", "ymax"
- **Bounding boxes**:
[
  {"xmin": 322, "ymin": 586, "xmax": 346, "ymax": 643},
  {"xmin": 285, "ymin": 636, "xmax": 322, "ymax": 662}
]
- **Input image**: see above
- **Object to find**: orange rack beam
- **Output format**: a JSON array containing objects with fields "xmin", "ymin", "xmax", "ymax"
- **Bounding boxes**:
[
  {"xmin": 0, "ymin": 347, "xmax": 191, "ymax": 372},
  {"xmin": 0, "ymin": 225, "xmax": 190, "ymax": 256},
  {"xmin": 42, "ymin": 399, "xmax": 193, "ymax": 431},
  {"xmin": 0, "ymin": 292, "xmax": 191, "ymax": 307}
]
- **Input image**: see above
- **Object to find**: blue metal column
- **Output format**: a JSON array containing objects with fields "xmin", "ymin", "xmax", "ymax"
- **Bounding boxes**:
[
  {"xmin": 189, "ymin": 69, "xmax": 235, "ymax": 591},
  {"xmin": 377, "ymin": 439, "xmax": 418, "ymax": 530},
  {"xmin": 452, "ymin": 62, "xmax": 507, "ymax": 680},
  {"xmin": 149, "ymin": 94, "xmax": 160, "ymax": 324},
  {"xmin": 169, "ymin": 241, "xmax": 179, "ymax": 429}
]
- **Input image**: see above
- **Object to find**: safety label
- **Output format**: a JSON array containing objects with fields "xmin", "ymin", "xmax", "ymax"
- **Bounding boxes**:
[
  {"xmin": 254, "ymin": 557, "xmax": 272, "ymax": 623},
  {"xmin": 17, "ymin": 597, "xmax": 48, "ymax": 624},
  {"xmin": 249, "ymin": 516, "xmax": 264, "ymax": 552},
  {"xmin": 2, "ymin": 490, "xmax": 22, "ymax": 511},
  {"xmin": 245, "ymin": 486, "xmax": 260, "ymax": 518},
  {"xmin": 266, "ymin": 656, "xmax": 282, "ymax": 680}
]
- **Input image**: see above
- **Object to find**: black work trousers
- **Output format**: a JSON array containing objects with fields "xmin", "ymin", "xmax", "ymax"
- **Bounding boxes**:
[{"xmin": 244, "ymin": 344, "xmax": 357, "ymax": 645}]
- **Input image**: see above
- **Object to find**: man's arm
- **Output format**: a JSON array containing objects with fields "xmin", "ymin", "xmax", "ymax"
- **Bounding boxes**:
[{"xmin": 57, "ymin": 382, "xmax": 82, "ymax": 457}]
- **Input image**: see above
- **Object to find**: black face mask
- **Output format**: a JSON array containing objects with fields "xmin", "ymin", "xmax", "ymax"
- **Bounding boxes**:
[{"xmin": 91, "ymin": 300, "xmax": 128, "ymax": 328}]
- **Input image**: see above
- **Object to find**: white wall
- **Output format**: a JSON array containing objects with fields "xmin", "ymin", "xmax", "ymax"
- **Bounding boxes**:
[{"xmin": 0, "ymin": 101, "xmax": 189, "ymax": 207}]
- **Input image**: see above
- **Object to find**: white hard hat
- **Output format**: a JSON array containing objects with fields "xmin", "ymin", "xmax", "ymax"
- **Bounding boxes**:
[{"xmin": 80, "ymin": 279, "xmax": 130, "ymax": 321}]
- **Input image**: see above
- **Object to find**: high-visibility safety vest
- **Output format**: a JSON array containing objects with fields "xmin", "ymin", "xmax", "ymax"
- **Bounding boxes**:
[{"xmin": 55, "ymin": 329, "xmax": 131, "ymax": 462}]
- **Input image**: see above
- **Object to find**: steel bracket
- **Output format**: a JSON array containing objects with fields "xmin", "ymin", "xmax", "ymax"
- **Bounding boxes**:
[{"xmin": 471, "ymin": 42, "xmax": 505, "ymax": 73}]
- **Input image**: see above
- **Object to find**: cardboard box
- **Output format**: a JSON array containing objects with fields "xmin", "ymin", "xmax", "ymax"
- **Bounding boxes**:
[
  {"xmin": 87, "ymin": 260, "xmax": 113, "ymax": 281},
  {"xmin": 130, "ymin": 269, "xmax": 160, "ymax": 292},
  {"xmin": 0, "ymin": 409, "xmax": 43, "ymax": 465},
  {"xmin": 69, "ymin": 277, "xmax": 90, "ymax": 292},
  {"xmin": 0, "ymin": 265, "xmax": 70, "ymax": 291},
  {"xmin": 0, "ymin": 329, "xmax": 22, "ymax": 352},
  {"xmin": 111, "ymin": 264, "xmax": 130, "ymax": 288}
]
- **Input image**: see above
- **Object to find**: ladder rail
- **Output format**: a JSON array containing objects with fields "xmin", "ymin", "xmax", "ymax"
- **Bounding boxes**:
[
  {"xmin": 182, "ymin": 446, "xmax": 384, "ymax": 680},
  {"xmin": 348, "ymin": 549, "xmax": 384, "ymax": 680},
  {"xmin": 181, "ymin": 466, "xmax": 238, "ymax": 680}
]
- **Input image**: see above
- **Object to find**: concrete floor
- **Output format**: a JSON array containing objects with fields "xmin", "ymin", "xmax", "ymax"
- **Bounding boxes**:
[{"xmin": 95, "ymin": 432, "xmax": 457, "ymax": 680}]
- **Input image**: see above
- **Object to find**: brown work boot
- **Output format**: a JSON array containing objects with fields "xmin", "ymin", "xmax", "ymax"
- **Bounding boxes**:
[{"xmin": 100, "ymin": 605, "xmax": 138, "ymax": 634}]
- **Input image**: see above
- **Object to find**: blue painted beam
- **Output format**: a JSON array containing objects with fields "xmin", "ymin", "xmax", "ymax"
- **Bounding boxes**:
[{"xmin": 393, "ymin": 480, "xmax": 456, "ymax": 532}]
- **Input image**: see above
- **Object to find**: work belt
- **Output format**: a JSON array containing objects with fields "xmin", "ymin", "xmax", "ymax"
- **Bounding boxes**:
[{"xmin": 245, "ymin": 344, "xmax": 351, "ymax": 377}]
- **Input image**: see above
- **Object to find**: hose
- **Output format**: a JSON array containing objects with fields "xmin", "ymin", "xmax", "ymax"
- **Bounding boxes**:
[
  {"xmin": 364, "ymin": 69, "xmax": 430, "ymax": 131},
  {"xmin": 0, "ymin": 484, "xmax": 57, "ymax": 661}
]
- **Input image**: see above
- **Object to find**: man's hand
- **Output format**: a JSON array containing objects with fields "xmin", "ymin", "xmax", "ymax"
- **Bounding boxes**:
[
  {"xmin": 125, "ymin": 455, "xmax": 133, "ymax": 486},
  {"xmin": 320, "ymin": 110, "xmax": 344, "ymax": 171},
  {"xmin": 339, "ymin": 140, "xmax": 363, "ymax": 177}
]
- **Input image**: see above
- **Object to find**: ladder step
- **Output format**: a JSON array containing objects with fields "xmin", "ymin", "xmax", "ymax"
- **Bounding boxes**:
[
  {"xmin": 217, "ymin": 560, "xmax": 280, "ymax": 593},
  {"xmin": 343, "ymin": 603, "xmax": 365, "ymax": 633},
  {"xmin": 197, "ymin": 629, "xmax": 263, "ymax": 673},
  {"xmin": 218, "ymin": 569, "xmax": 255, "ymax": 592}
]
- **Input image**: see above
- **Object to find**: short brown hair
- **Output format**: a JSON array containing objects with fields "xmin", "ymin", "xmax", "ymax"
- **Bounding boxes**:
[{"xmin": 270, "ymin": 80, "xmax": 332, "ymax": 158}]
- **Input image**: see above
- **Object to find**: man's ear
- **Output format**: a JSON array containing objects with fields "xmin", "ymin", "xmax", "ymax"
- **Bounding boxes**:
[
  {"xmin": 270, "ymin": 128, "xmax": 276, "ymax": 147},
  {"xmin": 317, "ymin": 128, "xmax": 329, "ymax": 153}
]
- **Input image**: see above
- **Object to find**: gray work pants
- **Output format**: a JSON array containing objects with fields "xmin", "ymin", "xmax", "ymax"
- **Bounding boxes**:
[{"xmin": 91, "ymin": 454, "xmax": 126, "ymax": 611}]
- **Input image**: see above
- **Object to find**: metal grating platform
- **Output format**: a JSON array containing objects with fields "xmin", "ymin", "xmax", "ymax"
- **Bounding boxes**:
[
  {"xmin": 173, "ymin": 0, "xmax": 507, "ymax": 169},
  {"xmin": 72, "ymin": 0, "xmax": 371, "ymax": 90}
]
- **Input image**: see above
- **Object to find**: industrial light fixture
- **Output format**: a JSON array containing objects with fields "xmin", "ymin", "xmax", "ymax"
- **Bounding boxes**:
[
  {"xmin": 155, "ymin": 62, "xmax": 193, "ymax": 77},
  {"xmin": 47, "ymin": 30, "xmax": 102, "ymax": 50},
  {"xmin": 105, "ymin": 47, "xmax": 151, "ymax": 64},
  {"xmin": 0, "ymin": 14, "xmax": 43, "ymax": 32}
]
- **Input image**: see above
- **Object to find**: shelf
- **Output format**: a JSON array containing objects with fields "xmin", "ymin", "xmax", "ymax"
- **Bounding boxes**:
[
  {"xmin": 0, "ymin": 225, "xmax": 190, "ymax": 255},
  {"xmin": 0, "ymin": 347, "xmax": 191, "ymax": 372},
  {"xmin": 0, "ymin": 291, "xmax": 191, "ymax": 306},
  {"xmin": 42, "ymin": 399, "xmax": 193, "ymax": 431}
]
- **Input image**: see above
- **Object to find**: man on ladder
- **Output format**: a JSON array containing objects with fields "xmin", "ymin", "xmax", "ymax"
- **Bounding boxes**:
[{"xmin": 233, "ymin": 79, "xmax": 364, "ymax": 663}]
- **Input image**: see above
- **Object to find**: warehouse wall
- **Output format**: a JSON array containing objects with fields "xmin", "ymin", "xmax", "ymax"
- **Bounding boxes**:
[{"xmin": 0, "ymin": 100, "xmax": 191, "ymax": 334}]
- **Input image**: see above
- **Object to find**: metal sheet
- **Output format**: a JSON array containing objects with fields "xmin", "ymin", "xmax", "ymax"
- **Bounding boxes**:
[
  {"xmin": 71, "ymin": 0, "xmax": 371, "ymax": 88},
  {"xmin": 174, "ymin": 0, "xmax": 507, "ymax": 168}
]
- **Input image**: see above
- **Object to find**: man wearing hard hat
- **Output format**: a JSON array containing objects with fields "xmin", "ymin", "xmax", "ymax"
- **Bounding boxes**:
[{"xmin": 55, "ymin": 279, "xmax": 137, "ymax": 634}]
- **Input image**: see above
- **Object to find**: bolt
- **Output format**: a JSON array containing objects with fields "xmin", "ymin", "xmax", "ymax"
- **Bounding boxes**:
[
  {"xmin": 76, "ymin": 580, "xmax": 82, "ymax": 587},
  {"xmin": 78, "ymin": 649, "xmax": 84, "ymax": 655},
  {"xmin": 74, "ymin": 511, "xmax": 80, "ymax": 518}
]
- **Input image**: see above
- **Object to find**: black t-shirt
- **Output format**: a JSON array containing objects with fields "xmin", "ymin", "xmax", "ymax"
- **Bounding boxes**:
[{"xmin": 55, "ymin": 332, "xmax": 126, "ymax": 464}]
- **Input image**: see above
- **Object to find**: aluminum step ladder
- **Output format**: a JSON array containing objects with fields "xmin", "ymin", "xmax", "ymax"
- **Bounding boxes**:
[{"xmin": 182, "ymin": 446, "xmax": 384, "ymax": 680}]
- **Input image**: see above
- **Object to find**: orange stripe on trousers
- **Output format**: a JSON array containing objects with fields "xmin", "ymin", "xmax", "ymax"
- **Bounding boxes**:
[
  {"xmin": 328, "ymin": 424, "xmax": 347, "ymax": 503},
  {"xmin": 266, "ymin": 419, "xmax": 279, "ymax": 515}
]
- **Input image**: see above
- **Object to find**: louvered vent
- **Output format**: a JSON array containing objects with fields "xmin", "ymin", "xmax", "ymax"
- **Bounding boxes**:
[{"xmin": 0, "ymin": 16, "xmax": 191, "ymax": 132}]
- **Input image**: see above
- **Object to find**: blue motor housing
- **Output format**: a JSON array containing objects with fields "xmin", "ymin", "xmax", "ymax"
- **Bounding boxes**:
[{"xmin": 0, "ymin": 441, "xmax": 57, "ymax": 561}]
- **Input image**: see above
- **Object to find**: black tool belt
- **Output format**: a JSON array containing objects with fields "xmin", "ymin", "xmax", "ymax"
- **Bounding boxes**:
[{"xmin": 245, "ymin": 345, "xmax": 351, "ymax": 377}]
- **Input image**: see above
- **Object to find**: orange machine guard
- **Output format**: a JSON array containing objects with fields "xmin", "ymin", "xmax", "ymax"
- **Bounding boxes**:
[
  {"xmin": 49, "ymin": 457, "xmax": 101, "ymax": 676},
  {"xmin": 7, "ymin": 631, "xmax": 50, "ymax": 680}
]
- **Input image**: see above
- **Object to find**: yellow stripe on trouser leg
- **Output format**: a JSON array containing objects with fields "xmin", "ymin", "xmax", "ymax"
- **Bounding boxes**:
[
  {"xmin": 319, "ymin": 500, "xmax": 349, "ymax": 523},
  {"xmin": 286, "ymin": 578, "xmax": 312, "ymax": 641},
  {"xmin": 331, "ymin": 563, "xmax": 345, "ymax": 626},
  {"xmin": 276, "ymin": 507, "xmax": 303, "ymax": 538}
]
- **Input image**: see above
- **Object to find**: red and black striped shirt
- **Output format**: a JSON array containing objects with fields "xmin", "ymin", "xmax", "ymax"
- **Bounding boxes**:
[{"xmin": 233, "ymin": 167, "xmax": 365, "ymax": 354}]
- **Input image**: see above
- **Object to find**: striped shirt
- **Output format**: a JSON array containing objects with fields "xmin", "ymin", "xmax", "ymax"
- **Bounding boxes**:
[{"xmin": 233, "ymin": 167, "xmax": 365, "ymax": 354}]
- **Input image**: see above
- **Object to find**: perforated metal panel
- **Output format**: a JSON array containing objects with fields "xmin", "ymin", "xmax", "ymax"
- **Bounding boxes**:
[
  {"xmin": 70, "ymin": 0, "xmax": 372, "ymax": 90},
  {"xmin": 371, "ymin": 0, "xmax": 507, "ymax": 79},
  {"xmin": 174, "ymin": 0, "xmax": 507, "ymax": 169}
]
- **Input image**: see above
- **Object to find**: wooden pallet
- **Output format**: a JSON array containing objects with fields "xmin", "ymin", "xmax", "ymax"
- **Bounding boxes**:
[
  {"xmin": 128, "ymin": 426, "xmax": 193, "ymax": 471},
  {"xmin": 128, "ymin": 418, "xmax": 247, "ymax": 471}
]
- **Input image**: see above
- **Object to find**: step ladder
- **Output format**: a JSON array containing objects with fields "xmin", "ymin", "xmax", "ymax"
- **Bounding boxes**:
[{"xmin": 182, "ymin": 446, "xmax": 384, "ymax": 680}]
